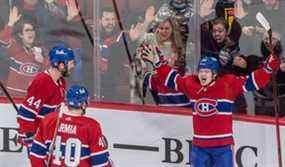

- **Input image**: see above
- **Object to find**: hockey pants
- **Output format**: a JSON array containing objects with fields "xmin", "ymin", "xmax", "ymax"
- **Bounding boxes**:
[{"xmin": 190, "ymin": 144, "xmax": 233, "ymax": 167}]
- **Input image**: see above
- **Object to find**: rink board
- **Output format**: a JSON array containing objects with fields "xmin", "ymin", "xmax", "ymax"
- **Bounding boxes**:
[{"xmin": 0, "ymin": 102, "xmax": 284, "ymax": 167}]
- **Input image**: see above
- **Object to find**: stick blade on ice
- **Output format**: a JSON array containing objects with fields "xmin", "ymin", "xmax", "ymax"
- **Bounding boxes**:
[{"xmin": 256, "ymin": 12, "xmax": 271, "ymax": 31}]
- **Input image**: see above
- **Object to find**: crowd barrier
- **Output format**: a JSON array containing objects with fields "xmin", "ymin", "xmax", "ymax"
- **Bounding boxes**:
[{"xmin": 0, "ymin": 98, "xmax": 284, "ymax": 167}]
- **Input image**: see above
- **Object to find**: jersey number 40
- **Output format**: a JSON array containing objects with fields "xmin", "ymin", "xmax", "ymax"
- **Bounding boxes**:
[{"xmin": 53, "ymin": 136, "xmax": 82, "ymax": 166}]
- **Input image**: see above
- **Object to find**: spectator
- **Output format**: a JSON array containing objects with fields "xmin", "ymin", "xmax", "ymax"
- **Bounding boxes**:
[
  {"xmin": 201, "ymin": 0, "xmax": 242, "ymax": 57},
  {"xmin": 148, "ymin": 18, "xmax": 185, "ymax": 66},
  {"xmin": 10, "ymin": 0, "xmax": 87, "ymax": 86},
  {"xmin": 98, "ymin": 5, "xmax": 147, "ymax": 46},
  {"xmin": 10, "ymin": 0, "xmax": 66, "ymax": 42},
  {"xmin": 0, "ymin": 48, "xmax": 9, "ymax": 97},
  {"xmin": 235, "ymin": 0, "xmax": 285, "ymax": 115},
  {"xmin": 100, "ymin": 0, "xmax": 127, "ymax": 20},
  {"xmin": 201, "ymin": 17, "xmax": 240, "ymax": 73},
  {"xmin": 155, "ymin": 0, "xmax": 194, "ymax": 44},
  {"xmin": 137, "ymin": 18, "xmax": 190, "ymax": 106},
  {"xmin": 214, "ymin": 0, "xmax": 241, "ymax": 44},
  {"xmin": 100, "ymin": 0, "xmax": 160, "ymax": 30},
  {"xmin": 32, "ymin": 0, "xmax": 92, "ymax": 89},
  {"xmin": 97, "ymin": 6, "xmax": 124, "ymax": 101},
  {"xmin": 99, "ymin": 6, "xmax": 120, "ymax": 47},
  {"xmin": 238, "ymin": 0, "xmax": 285, "ymax": 56},
  {"xmin": 98, "ymin": 7, "xmax": 148, "ymax": 103},
  {"xmin": 0, "ymin": 7, "xmax": 47, "ymax": 97},
  {"xmin": 0, "ymin": 15, "xmax": 9, "ymax": 90}
]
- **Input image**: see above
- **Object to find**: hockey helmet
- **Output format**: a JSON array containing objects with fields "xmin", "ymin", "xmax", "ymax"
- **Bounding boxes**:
[
  {"xmin": 198, "ymin": 56, "xmax": 220, "ymax": 72},
  {"xmin": 49, "ymin": 46, "xmax": 75, "ymax": 67},
  {"xmin": 66, "ymin": 85, "xmax": 89, "ymax": 108}
]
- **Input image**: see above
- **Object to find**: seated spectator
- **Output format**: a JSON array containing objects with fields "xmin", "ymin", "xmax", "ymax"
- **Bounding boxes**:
[
  {"xmin": 252, "ymin": 32, "xmax": 285, "ymax": 117},
  {"xmin": 136, "ymin": 18, "xmax": 190, "ymax": 106},
  {"xmin": 0, "ymin": 7, "xmax": 47, "ymax": 97}
]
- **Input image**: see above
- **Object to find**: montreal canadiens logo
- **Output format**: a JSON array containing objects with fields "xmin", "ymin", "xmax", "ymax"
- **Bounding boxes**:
[
  {"xmin": 20, "ymin": 63, "xmax": 40, "ymax": 76},
  {"xmin": 194, "ymin": 98, "xmax": 218, "ymax": 117}
]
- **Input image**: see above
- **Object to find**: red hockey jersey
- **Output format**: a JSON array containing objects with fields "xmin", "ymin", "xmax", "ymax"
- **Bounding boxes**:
[
  {"xmin": 17, "ymin": 71, "xmax": 66, "ymax": 139},
  {"xmin": 154, "ymin": 56, "xmax": 279, "ymax": 147},
  {"xmin": 30, "ymin": 111, "xmax": 111, "ymax": 167},
  {"xmin": 0, "ymin": 25, "xmax": 47, "ymax": 96}
]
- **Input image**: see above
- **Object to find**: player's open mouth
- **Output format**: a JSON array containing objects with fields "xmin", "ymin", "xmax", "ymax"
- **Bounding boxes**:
[{"xmin": 201, "ymin": 78, "xmax": 207, "ymax": 83}]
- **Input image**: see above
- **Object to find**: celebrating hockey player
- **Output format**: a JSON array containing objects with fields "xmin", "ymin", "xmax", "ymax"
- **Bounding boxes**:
[
  {"xmin": 17, "ymin": 45, "xmax": 76, "ymax": 153},
  {"xmin": 143, "ymin": 49, "xmax": 280, "ymax": 166},
  {"xmin": 30, "ymin": 85, "xmax": 111, "ymax": 167}
]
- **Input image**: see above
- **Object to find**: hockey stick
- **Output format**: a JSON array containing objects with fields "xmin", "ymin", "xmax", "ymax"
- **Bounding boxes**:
[
  {"xmin": 111, "ymin": 0, "xmax": 145, "ymax": 104},
  {"xmin": 46, "ymin": 103, "xmax": 65, "ymax": 166},
  {"xmin": 256, "ymin": 12, "xmax": 283, "ymax": 167},
  {"xmin": 0, "ymin": 80, "xmax": 19, "ymax": 113}
]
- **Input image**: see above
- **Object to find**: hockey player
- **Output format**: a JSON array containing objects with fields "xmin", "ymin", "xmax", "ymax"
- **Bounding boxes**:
[
  {"xmin": 30, "ymin": 85, "xmax": 111, "ymax": 167},
  {"xmin": 144, "ymin": 51, "xmax": 280, "ymax": 166},
  {"xmin": 17, "ymin": 45, "xmax": 76, "ymax": 152}
]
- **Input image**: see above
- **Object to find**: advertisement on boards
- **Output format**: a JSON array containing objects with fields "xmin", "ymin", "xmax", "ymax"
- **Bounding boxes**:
[{"xmin": 0, "ymin": 103, "xmax": 284, "ymax": 167}]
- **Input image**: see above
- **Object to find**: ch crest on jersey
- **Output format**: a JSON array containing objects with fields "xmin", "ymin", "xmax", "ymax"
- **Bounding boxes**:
[
  {"xmin": 195, "ymin": 98, "xmax": 218, "ymax": 117},
  {"xmin": 20, "ymin": 63, "xmax": 40, "ymax": 76}
]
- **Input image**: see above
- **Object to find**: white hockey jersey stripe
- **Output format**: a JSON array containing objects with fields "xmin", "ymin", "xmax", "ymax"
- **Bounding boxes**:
[
  {"xmin": 194, "ymin": 133, "xmax": 232, "ymax": 139},
  {"xmin": 192, "ymin": 112, "xmax": 232, "ymax": 115}
]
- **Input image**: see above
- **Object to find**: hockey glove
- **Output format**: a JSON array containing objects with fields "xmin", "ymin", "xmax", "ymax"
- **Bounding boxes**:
[
  {"xmin": 137, "ymin": 42, "xmax": 165, "ymax": 68},
  {"xmin": 18, "ymin": 132, "xmax": 35, "ymax": 149},
  {"xmin": 218, "ymin": 48, "xmax": 233, "ymax": 66},
  {"xmin": 264, "ymin": 54, "xmax": 280, "ymax": 73}
]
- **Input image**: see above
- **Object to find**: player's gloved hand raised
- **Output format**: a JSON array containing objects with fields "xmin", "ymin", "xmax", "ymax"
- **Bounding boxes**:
[
  {"xmin": 218, "ymin": 48, "xmax": 233, "ymax": 66},
  {"xmin": 264, "ymin": 54, "xmax": 280, "ymax": 72},
  {"xmin": 136, "ymin": 42, "xmax": 165, "ymax": 68}
]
